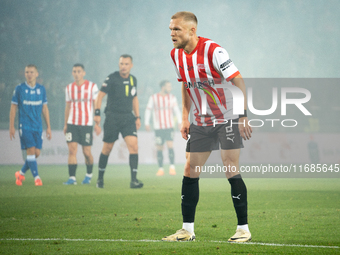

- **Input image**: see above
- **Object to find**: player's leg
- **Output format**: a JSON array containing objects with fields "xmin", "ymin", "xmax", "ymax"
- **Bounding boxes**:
[
  {"xmin": 167, "ymin": 140, "xmax": 176, "ymax": 175},
  {"xmin": 162, "ymin": 151, "xmax": 210, "ymax": 241},
  {"xmin": 155, "ymin": 130, "xmax": 165, "ymax": 176},
  {"xmin": 97, "ymin": 116, "xmax": 118, "ymax": 188},
  {"xmin": 124, "ymin": 135, "xmax": 143, "ymax": 188},
  {"xmin": 97, "ymin": 142, "xmax": 114, "ymax": 188},
  {"xmin": 81, "ymin": 145, "xmax": 93, "ymax": 184},
  {"xmin": 218, "ymin": 120, "xmax": 250, "ymax": 242},
  {"xmin": 80, "ymin": 126, "xmax": 94, "ymax": 184},
  {"xmin": 156, "ymin": 143, "xmax": 165, "ymax": 176},
  {"xmin": 63, "ymin": 142, "xmax": 78, "ymax": 185},
  {"xmin": 27, "ymin": 146, "xmax": 42, "ymax": 186}
]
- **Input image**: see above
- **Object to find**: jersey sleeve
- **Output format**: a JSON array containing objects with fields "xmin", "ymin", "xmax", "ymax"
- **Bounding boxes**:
[
  {"xmin": 92, "ymin": 83, "xmax": 99, "ymax": 100},
  {"xmin": 42, "ymin": 86, "xmax": 48, "ymax": 104},
  {"xmin": 11, "ymin": 86, "xmax": 19, "ymax": 105},
  {"xmin": 65, "ymin": 85, "xmax": 70, "ymax": 102},
  {"xmin": 170, "ymin": 50, "xmax": 183, "ymax": 82},
  {"xmin": 212, "ymin": 47, "xmax": 240, "ymax": 82},
  {"xmin": 100, "ymin": 76, "xmax": 110, "ymax": 94}
]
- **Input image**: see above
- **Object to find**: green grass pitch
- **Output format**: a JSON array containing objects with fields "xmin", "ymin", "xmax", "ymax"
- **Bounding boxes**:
[{"xmin": 0, "ymin": 164, "xmax": 339, "ymax": 254}]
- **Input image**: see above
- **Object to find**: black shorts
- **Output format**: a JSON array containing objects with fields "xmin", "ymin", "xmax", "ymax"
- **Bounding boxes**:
[
  {"xmin": 186, "ymin": 119, "xmax": 244, "ymax": 153},
  {"xmin": 103, "ymin": 112, "xmax": 137, "ymax": 143},
  {"xmin": 155, "ymin": 128, "xmax": 174, "ymax": 145},
  {"xmin": 65, "ymin": 124, "xmax": 93, "ymax": 146}
]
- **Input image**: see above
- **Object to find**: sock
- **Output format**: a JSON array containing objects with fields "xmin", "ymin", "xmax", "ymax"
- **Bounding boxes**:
[
  {"xmin": 182, "ymin": 176, "xmax": 199, "ymax": 223},
  {"xmin": 86, "ymin": 164, "xmax": 93, "ymax": 175},
  {"xmin": 168, "ymin": 148, "xmax": 175, "ymax": 165},
  {"xmin": 68, "ymin": 164, "xmax": 77, "ymax": 177},
  {"xmin": 237, "ymin": 224, "xmax": 250, "ymax": 233},
  {"xmin": 20, "ymin": 160, "xmax": 30, "ymax": 175},
  {"xmin": 27, "ymin": 155, "xmax": 38, "ymax": 178},
  {"xmin": 182, "ymin": 222, "xmax": 194, "ymax": 234},
  {"xmin": 157, "ymin": 150, "xmax": 163, "ymax": 168},
  {"xmin": 129, "ymin": 154, "xmax": 138, "ymax": 182},
  {"xmin": 98, "ymin": 153, "xmax": 109, "ymax": 180},
  {"xmin": 228, "ymin": 174, "xmax": 248, "ymax": 225}
]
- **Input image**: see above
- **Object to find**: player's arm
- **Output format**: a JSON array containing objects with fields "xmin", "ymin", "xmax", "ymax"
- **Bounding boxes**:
[
  {"xmin": 133, "ymin": 96, "xmax": 141, "ymax": 130},
  {"xmin": 64, "ymin": 102, "xmax": 71, "ymax": 135},
  {"xmin": 94, "ymin": 90, "xmax": 106, "ymax": 125},
  {"xmin": 181, "ymin": 82, "xmax": 191, "ymax": 140},
  {"xmin": 42, "ymin": 104, "xmax": 52, "ymax": 140},
  {"xmin": 9, "ymin": 103, "xmax": 17, "ymax": 140},
  {"xmin": 231, "ymin": 74, "xmax": 252, "ymax": 140}
]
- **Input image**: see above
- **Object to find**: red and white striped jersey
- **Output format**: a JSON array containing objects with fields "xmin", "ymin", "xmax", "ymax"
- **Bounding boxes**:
[
  {"xmin": 65, "ymin": 80, "xmax": 99, "ymax": 126},
  {"xmin": 170, "ymin": 37, "xmax": 240, "ymax": 126},
  {"xmin": 144, "ymin": 93, "xmax": 181, "ymax": 130}
]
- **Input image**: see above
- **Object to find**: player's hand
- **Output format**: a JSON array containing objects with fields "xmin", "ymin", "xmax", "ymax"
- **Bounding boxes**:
[
  {"xmin": 145, "ymin": 125, "xmax": 150, "ymax": 132},
  {"xmin": 94, "ymin": 116, "xmax": 101, "ymax": 126},
  {"xmin": 239, "ymin": 117, "xmax": 252, "ymax": 140},
  {"xmin": 46, "ymin": 127, "xmax": 52, "ymax": 140},
  {"xmin": 9, "ymin": 126, "xmax": 15, "ymax": 140},
  {"xmin": 94, "ymin": 123, "xmax": 102, "ymax": 136},
  {"xmin": 180, "ymin": 119, "xmax": 190, "ymax": 140},
  {"xmin": 136, "ymin": 118, "xmax": 141, "ymax": 130},
  {"xmin": 63, "ymin": 125, "xmax": 67, "ymax": 135}
]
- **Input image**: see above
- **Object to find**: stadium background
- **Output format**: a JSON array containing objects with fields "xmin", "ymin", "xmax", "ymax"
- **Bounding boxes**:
[{"xmin": 0, "ymin": 0, "xmax": 339, "ymax": 165}]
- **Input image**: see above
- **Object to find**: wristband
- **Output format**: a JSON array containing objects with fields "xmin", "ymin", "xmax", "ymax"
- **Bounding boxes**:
[
  {"xmin": 239, "ymin": 110, "xmax": 247, "ymax": 118},
  {"xmin": 135, "ymin": 116, "xmax": 141, "ymax": 120},
  {"xmin": 95, "ymin": 109, "xmax": 100, "ymax": 116}
]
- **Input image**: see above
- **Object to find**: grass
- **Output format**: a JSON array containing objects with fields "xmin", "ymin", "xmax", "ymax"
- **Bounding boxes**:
[{"xmin": 0, "ymin": 164, "xmax": 339, "ymax": 254}]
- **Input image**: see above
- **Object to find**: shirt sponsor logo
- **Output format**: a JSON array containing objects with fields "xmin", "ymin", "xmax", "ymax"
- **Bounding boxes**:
[
  {"xmin": 23, "ymin": 100, "xmax": 42, "ymax": 105},
  {"xmin": 220, "ymin": 59, "xmax": 233, "ymax": 71},
  {"xmin": 102, "ymin": 82, "xmax": 107, "ymax": 87}
]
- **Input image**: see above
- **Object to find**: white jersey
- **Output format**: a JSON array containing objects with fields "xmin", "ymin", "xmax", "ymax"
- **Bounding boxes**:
[
  {"xmin": 65, "ymin": 80, "xmax": 98, "ymax": 126},
  {"xmin": 144, "ymin": 93, "xmax": 181, "ymax": 130},
  {"xmin": 170, "ymin": 37, "xmax": 240, "ymax": 126}
]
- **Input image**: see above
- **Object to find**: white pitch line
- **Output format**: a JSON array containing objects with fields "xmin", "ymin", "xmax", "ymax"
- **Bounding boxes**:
[{"xmin": 0, "ymin": 238, "xmax": 339, "ymax": 249}]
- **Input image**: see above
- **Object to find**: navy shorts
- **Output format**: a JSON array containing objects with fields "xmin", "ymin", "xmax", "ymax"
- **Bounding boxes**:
[
  {"xmin": 155, "ymin": 128, "xmax": 174, "ymax": 145},
  {"xmin": 186, "ymin": 119, "xmax": 244, "ymax": 153},
  {"xmin": 103, "ymin": 112, "xmax": 137, "ymax": 143},
  {"xmin": 19, "ymin": 129, "xmax": 43, "ymax": 150},
  {"xmin": 65, "ymin": 124, "xmax": 93, "ymax": 146}
]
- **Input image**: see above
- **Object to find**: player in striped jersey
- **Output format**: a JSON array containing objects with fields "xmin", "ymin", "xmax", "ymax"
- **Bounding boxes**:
[
  {"xmin": 10, "ymin": 64, "xmax": 52, "ymax": 186},
  {"xmin": 63, "ymin": 64, "xmax": 99, "ymax": 185},
  {"xmin": 144, "ymin": 80, "xmax": 182, "ymax": 176},
  {"xmin": 162, "ymin": 12, "xmax": 252, "ymax": 242}
]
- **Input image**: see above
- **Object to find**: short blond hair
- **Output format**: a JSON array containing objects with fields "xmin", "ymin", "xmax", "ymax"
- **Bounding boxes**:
[{"xmin": 171, "ymin": 11, "xmax": 197, "ymax": 25}]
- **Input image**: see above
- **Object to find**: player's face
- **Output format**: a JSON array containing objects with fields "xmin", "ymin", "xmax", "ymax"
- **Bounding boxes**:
[
  {"xmin": 164, "ymin": 82, "xmax": 172, "ymax": 94},
  {"xmin": 169, "ymin": 18, "xmax": 192, "ymax": 49},
  {"xmin": 119, "ymin": 57, "xmax": 133, "ymax": 78},
  {"xmin": 25, "ymin": 67, "xmax": 39, "ymax": 84},
  {"xmin": 72, "ymin": 66, "xmax": 86, "ymax": 83}
]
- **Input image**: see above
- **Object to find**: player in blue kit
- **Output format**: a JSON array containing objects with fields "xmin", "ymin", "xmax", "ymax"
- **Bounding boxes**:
[{"xmin": 9, "ymin": 64, "xmax": 52, "ymax": 186}]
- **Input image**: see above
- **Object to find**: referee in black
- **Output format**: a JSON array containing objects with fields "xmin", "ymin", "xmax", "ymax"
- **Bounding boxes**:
[{"xmin": 94, "ymin": 54, "xmax": 143, "ymax": 189}]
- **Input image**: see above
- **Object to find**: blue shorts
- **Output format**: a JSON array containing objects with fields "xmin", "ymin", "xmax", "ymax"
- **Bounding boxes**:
[{"xmin": 19, "ymin": 129, "xmax": 43, "ymax": 150}]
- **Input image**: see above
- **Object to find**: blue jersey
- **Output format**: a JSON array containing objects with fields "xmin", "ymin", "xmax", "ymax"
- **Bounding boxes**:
[{"xmin": 11, "ymin": 82, "xmax": 48, "ymax": 132}]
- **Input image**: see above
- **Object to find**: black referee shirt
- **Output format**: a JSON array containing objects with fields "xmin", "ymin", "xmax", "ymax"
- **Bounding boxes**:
[{"xmin": 100, "ymin": 71, "xmax": 137, "ymax": 114}]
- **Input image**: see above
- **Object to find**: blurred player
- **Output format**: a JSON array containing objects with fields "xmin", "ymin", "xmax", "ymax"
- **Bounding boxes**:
[
  {"xmin": 63, "ymin": 64, "xmax": 100, "ymax": 185},
  {"xmin": 94, "ymin": 54, "xmax": 143, "ymax": 189},
  {"xmin": 162, "ymin": 12, "xmax": 252, "ymax": 242},
  {"xmin": 9, "ymin": 64, "xmax": 52, "ymax": 186},
  {"xmin": 144, "ymin": 80, "xmax": 181, "ymax": 176}
]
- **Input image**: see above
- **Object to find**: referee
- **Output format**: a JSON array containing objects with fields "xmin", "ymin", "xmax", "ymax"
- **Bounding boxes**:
[{"xmin": 94, "ymin": 54, "xmax": 143, "ymax": 189}]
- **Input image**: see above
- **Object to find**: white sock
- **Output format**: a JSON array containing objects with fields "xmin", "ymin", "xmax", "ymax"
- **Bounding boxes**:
[
  {"xmin": 20, "ymin": 170, "xmax": 25, "ymax": 176},
  {"xmin": 34, "ymin": 176, "xmax": 41, "ymax": 180},
  {"xmin": 69, "ymin": 176, "xmax": 76, "ymax": 181},
  {"xmin": 86, "ymin": 173, "xmax": 93, "ymax": 178},
  {"xmin": 237, "ymin": 224, "xmax": 250, "ymax": 232},
  {"xmin": 183, "ymin": 222, "xmax": 194, "ymax": 233}
]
